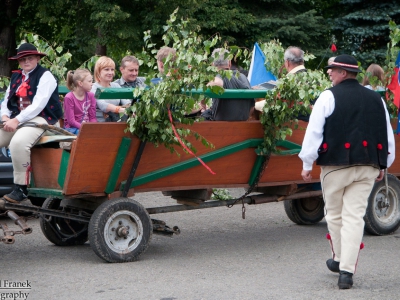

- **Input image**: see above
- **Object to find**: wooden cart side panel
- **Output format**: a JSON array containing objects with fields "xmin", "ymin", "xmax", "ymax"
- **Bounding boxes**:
[
  {"xmin": 124, "ymin": 122, "xmax": 309, "ymax": 192},
  {"xmin": 63, "ymin": 122, "xmax": 266, "ymax": 195},
  {"xmin": 132, "ymin": 148, "xmax": 259, "ymax": 191},
  {"xmin": 63, "ymin": 124, "xmax": 141, "ymax": 195},
  {"xmin": 120, "ymin": 122, "xmax": 268, "ymax": 192},
  {"xmin": 31, "ymin": 120, "xmax": 400, "ymax": 195},
  {"xmin": 31, "ymin": 148, "xmax": 63, "ymax": 189},
  {"xmin": 388, "ymin": 133, "xmax": 400, "ymax": 176}
]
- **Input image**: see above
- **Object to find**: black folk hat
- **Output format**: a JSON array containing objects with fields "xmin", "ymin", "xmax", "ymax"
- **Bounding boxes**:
[
  {"xmin": 8, "ymin": 43, "xmax": 46, "ymax": 60},
  {"xmin": 325, "ymin": 54, "xmax": 362, "ymax": 73}
]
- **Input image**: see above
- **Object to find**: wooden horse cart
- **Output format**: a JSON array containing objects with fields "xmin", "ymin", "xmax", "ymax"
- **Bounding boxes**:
[{"xmin": 1, "ymin": 88, "xmax": 400, "ymax": 263}]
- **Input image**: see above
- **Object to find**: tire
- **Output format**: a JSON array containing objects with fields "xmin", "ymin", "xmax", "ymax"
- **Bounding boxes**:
[
  {"xmin": 88, "ymin": 198, "xmax": 152, "ymax": 263},
  {"xmin": 364, "ymin": 174, "xmax": 400, "ymax": 236},
  {"xmin": 284, "ymin": 196, "xmax": 325, "ymax": 225},
  {"xmin": 40, "ymin": 198, "xmax": 89, "ymax": 246}
]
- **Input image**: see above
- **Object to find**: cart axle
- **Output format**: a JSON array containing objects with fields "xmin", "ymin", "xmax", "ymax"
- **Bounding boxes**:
[{"xmin": 146, "ymin": 190, "xmax": 323, "ymax": 214}]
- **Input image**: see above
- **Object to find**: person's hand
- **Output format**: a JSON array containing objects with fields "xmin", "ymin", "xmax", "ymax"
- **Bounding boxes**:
[
  {"xmin": 301, "ymin": 169, "xmax": 312, "ymax": 182},
  {"xmin": 1, "ymin": 116, "xmax": 10, "ymax": 123},
  {"xmin": 2, "ymin": 118, "xmax": 19, "ymax": 132},
  {"xmin": 376, "ymin": 169, "xmax": 385, "ymax": 182}
]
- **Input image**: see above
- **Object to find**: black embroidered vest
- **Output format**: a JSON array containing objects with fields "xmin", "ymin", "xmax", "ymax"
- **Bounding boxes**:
[
  {"xmin": 7, "ymin": 65, "xmax": 62, "ymax": 125},
  {"xmin": 316, "ymin": 79, "xmax": 388, "ymax": 169}
]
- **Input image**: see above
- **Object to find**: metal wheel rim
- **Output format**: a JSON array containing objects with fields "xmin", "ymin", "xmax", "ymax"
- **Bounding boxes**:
[
  {"xmin": 104, "ymin": 210, "xmax": 143, "ymax": 254},
  {"xmin": 373, "ymin": 186, "xmax": 400, "ymax": 226}
]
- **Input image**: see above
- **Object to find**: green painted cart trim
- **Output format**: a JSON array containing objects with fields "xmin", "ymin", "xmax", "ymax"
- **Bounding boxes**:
[
  {"xmin": 58, "ymin": 150, "xmax": 71, "ymax": 188},
  {"xmin": 28, "ymin": 188, "xmax": 64, "ymax": 199},
  {"xmin": 185, "ymin": 89, "xmax": 269, "ymax": 99},
  {"xmin": 248, "ymin": 155, "xmax": 266, "ymax": 186},
  {"xmin": 105, "ymin": 137, "xmax": 132, "ymax": 194},
  {"xmin": 120, "ymin": 138, "xmax": 264, "ymax": 191},
  {"xmin": 94, "ymin": 87, "xmax": 270, "ymax": 100},
  {"xmin": 61, "ymin": 86, "xmax": 386, "ymax": 99},
  {"xmin": 247, "ymin": 140, "xmax": 301, "ymax": 185},
  {"xmin": 275, "ymin": 140, "xmax": 302, "ymax": 155},
  {"xmin": 29, "ymin": 172, "xmax": 36, "ymax": 188},
  {"xmin": 58, "ymin": 86, "xmax": 70, "ymax": 95}
]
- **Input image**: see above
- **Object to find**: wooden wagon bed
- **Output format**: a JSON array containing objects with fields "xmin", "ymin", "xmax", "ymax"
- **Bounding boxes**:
[{"xmin": 30, "ymin": 120, "xmax": 400, "ymax": 199}]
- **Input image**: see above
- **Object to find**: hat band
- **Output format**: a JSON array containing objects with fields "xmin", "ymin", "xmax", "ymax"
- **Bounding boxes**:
[{"xmin": 331, "ymin": 62, "xmax": 358, "ymax": 69}]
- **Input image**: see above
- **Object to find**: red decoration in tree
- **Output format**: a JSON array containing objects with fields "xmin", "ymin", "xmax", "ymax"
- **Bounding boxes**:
[
  {"xmin": 331, "ymin": 44, "xmax": 337, "ymax": 52},
  {"xmin": 362, "ymin": 140, "xmax": 368, "ymax": 147},
  {"xmin": 345, "ymin": 142, "xmax": 351, "ymax": 149},
  {"xmin": 323, "ymin": 143, "xmax": 328, "ymax": 149},
  {"xmin": 360, "ymin": 242, "xmax": 364, "ymax": 250},
  {"xmin": 377, "ymin": 144, "xmax": 383, "ymax": 150},
  {"xmin": 326, "ymin": 233, "xmax": 331, "ymax": 240}
]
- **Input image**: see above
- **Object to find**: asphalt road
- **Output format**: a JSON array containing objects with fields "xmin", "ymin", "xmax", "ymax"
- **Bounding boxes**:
[{"xmin": 1, "ymin": 189, "xmax": 400, "ymax": 300}]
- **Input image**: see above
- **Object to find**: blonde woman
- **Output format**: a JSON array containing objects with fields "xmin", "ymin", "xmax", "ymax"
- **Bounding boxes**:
[{"xmin": 91, "ymin": 56, "xmax": 131, "ymax": 122}]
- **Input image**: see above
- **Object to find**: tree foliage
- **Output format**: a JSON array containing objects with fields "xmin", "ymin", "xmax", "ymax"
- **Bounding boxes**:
[
  {"xmin": 332, "ymin": 0, "xmax": 400, "ymax": 65},
  {"xmin": 6, "ymin": 0, "xmax": 335, "ymax": 73}
]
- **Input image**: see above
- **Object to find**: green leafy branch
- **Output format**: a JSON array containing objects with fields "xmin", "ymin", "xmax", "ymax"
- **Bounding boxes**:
[
  {"xmin": 256, "ymin": 41, "xmax": 331, "ymax": 155},
  {"xmin": 126, "ymin": 9, "xmax": 247, "ymax": 154}
]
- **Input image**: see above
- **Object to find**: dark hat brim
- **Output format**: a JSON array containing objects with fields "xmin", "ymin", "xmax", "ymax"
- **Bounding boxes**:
[
  {"xmin": 325, "ymin": 62, "xmax": 362, "ymax": 73},
  {"xmin": 9, "ymin": 50, "xmax": 46, "ymax": 60}
]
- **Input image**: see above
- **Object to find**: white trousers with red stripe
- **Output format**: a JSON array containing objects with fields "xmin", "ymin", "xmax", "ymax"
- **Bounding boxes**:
[
  {"xmin": 0, "ymin": 116, "xmax": 56, "ymax": 185},
  {"xmin": 320, "ymin": 165, "xmax": 379, "ymax": 274}
]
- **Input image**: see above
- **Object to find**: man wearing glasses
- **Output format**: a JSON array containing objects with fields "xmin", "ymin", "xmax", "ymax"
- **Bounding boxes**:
[{"xmin": 0, "ymin": 43, "xmax": 62, "ymax": 204}]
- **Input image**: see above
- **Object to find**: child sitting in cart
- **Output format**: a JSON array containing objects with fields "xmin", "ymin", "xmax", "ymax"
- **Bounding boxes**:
[{"xmin": 63, "ymin": 69, "xmax": 97, "ymax": 134}]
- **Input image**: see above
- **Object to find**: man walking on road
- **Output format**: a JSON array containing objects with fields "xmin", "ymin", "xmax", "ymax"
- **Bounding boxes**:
[{"xmin": 299, "ymin": 54, "xmax": 395, "ymax": 289}]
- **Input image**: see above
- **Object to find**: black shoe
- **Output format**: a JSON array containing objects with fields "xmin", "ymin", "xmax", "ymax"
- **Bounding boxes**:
[
  {"xmin": 338, "ymin": 271, "xmax": 353, "ymax": 289},
  {"xmin": 326, "ymin": 259, "xmax": 340, "ymax": 273},
  {"xmin": 3, "ymin": 185, "xmax": 28, "ymax": 203}
]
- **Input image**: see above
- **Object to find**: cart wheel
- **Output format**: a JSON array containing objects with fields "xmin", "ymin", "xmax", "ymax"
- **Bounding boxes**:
[
  {"xmin": 284, "ymin": 197, "xmax": 325, "ymax": 225},
  {"xmin": 364, "ymin": 174, "xmax": 400, "ymax": 236},
  {"xmin": 88, "ymin": 198, "xmax": 152, "ymax": 263},
  {"xmin": 40, "ymin": 198, "xmax": 89, "ymax": 246}
]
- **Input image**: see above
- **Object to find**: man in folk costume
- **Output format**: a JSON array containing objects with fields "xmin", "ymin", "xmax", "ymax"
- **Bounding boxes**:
[
  {"xmin": 299, "ymin": 54, "xmax": 395, "ymax": 289},
  {"xmin": 0, "ymin": 43, "xmax": 62, "ymax": 203}
]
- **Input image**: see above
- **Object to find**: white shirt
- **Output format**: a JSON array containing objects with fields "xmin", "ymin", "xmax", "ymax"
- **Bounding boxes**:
[
  {"xmin": 299, "ymin": 89, "xmax": 395, "ymax": 170},
  {"xmin": 1, "ymin": 66, "xmax": 57, "ymax": 123}
]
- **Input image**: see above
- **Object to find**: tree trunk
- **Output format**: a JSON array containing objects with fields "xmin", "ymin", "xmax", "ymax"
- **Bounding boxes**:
[
  {"xmin": 95, "ymin": 28, "xmax": 107, "ymax": 56},
  {"xmin": 0, "ymin": 0, "xmax": 22, "ymax": 77}
]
